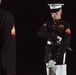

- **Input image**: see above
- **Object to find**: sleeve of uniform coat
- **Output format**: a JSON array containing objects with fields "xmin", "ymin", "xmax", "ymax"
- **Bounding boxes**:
[
  {"xmin": 52, "ymin": 23, "xmax": 71, "ymax": 63},
  {"xmin": 37, "ymin": 22, "xmax": 52, "ymax": 39},
  {"xmin": 1, "ymin": 12, "xmax": 16, "ymax": 75}
]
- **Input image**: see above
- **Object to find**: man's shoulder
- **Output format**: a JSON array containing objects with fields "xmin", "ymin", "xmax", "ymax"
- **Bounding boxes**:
[
  {"xmin": 45, "ymin": 20, "xmax": 52, "ymax": 24},
  {"xmin": 62, "ymin": 20, "xmax": 71, "ymax": 29},
  {"xmin": 62, "ymin": 20, "xmax": 70, "ymax": 25},
  {"xmin": 0, "ymin": 8, "xmax": 13, "ymax": 18}
]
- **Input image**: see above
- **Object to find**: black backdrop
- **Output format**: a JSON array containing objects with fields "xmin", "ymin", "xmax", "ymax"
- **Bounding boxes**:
[{"xmin": 1, "ymin": 0, "xmax": 76, "ymax": 75}]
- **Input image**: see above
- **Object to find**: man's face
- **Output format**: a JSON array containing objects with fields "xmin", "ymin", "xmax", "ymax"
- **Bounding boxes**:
[{"xmin": 51, "ymin": 9, "xmax": 62, "ymax": 20}]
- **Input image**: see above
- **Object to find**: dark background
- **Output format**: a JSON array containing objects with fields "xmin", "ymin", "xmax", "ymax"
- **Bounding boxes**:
[{"xmin": 1, "ymin": 0, "xmax": 76, "ymax": 75}]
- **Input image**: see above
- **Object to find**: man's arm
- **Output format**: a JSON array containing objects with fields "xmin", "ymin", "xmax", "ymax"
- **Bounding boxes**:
[
  {"xmin": 37, "ymin": 22, "xmax": 52, "ymax": 39},
  {"xmin": 52, "ymin": 23, "xmax": 71, "ymax": 62},
  {"xmin": 1, "ymin": 12, "xmax": 16, "ymax": 75}
]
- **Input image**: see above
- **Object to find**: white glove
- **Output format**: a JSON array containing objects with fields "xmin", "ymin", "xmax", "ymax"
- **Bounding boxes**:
[{"xmin": 47, "ymin": 60, "xmax": 56, "ymax": 68}]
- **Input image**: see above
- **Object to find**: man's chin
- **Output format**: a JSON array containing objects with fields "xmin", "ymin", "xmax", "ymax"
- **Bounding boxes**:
[{"xmin": 53, "ymin": 18, "xmax": 58, "ymax": 20}]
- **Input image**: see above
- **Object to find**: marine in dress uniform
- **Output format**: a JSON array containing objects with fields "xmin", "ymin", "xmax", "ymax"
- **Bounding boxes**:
[
  {"xmin": 37, "ymin": 3, "xmax": 71, "ymax": 75},
  {"xmin": 0, "ymin": 1, "xmax": 16, "ymax": 75}
]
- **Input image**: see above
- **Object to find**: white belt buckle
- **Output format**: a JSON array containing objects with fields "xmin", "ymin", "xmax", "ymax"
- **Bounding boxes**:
[{"xmin": 57, "ymin": 36, "xmax": 62, "ymax": 41}]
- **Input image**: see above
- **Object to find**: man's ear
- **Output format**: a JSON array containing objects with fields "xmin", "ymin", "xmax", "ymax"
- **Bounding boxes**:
[{"xmin": 60, "ymin": 8, "xmax": 63, "ymax": 14}]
